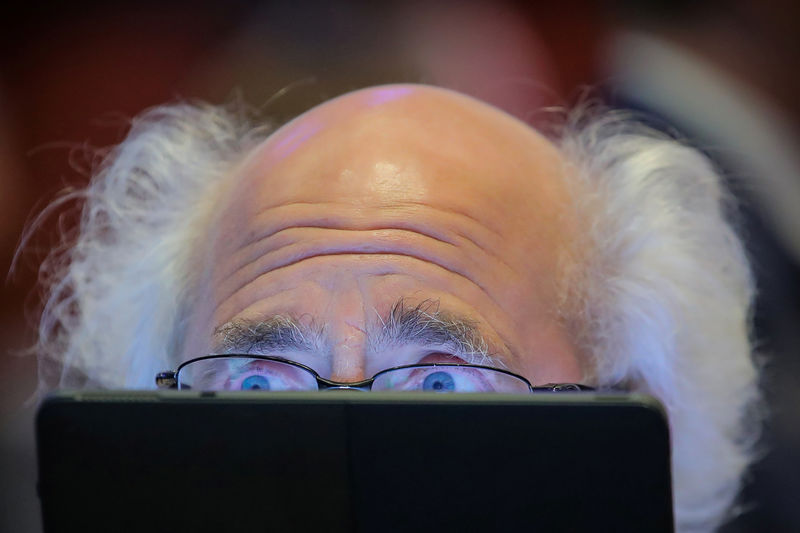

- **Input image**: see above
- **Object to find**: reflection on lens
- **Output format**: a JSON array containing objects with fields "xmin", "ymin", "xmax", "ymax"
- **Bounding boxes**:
[
  {"xmin": 178, "ymin": 357, "xmax": 319, "ymax": 391},
  {"xmin": 372, "ymin": 365, "xmax": 530, "ymax": 393}
]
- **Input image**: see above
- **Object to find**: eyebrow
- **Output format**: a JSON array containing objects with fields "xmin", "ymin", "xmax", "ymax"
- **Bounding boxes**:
[
  {"xmin": 212, "ymin": 315, "xmax": 321, "ymax": 354},
  {"xmin": 211, "ymin": 298, "xmax": 504, "ymax": 368},
  {"xmin": 370, "ymin": 299, "xmax": 502, "ymax": 366}
]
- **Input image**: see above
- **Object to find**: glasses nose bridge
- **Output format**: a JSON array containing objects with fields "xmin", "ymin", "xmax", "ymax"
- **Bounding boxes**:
[{"xmin": 316, "ymin": 376, "xmax": 374, "ymax": 391}]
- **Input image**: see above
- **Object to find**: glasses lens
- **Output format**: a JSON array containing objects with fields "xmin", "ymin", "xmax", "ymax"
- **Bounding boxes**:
[
  {"xmin": 372, "ymin": 365, "xmax": 530, "ymax": 393},
  {"xmin": 178, "ymin": 357, "xmax": 319, "ymax": 391}
]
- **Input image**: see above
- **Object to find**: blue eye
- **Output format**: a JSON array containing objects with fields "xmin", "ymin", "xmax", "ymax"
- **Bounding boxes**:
[
  {"xmin": 422, "ymin": 371, "xmax": 455, "ymax": 392},
  {"xmin": 241, "ymin": 375, "xmax": 271, "ymax": 390}
]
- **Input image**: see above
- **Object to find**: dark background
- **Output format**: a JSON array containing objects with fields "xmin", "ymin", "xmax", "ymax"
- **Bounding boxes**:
[{"xmin": 2, "ymin": 1, "xmax": 798, "ymax": 531}]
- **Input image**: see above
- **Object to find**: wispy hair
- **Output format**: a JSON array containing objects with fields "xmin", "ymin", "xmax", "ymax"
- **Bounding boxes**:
[
  {"xmin": 29, "ymin": 102, "xmax": 270, "ymax": 389},
  {"xmin": 556, "ymin": 109, "xmax": 762, "ymax": 532},
  {"xmin": 27, "ymin": 101, "xmax": 760, "ymax": 532}
]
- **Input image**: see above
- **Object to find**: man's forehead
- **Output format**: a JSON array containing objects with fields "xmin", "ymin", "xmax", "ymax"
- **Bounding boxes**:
[{"xmin": 180, "ymin": 85, "xmax": 583, "ymax": 382}]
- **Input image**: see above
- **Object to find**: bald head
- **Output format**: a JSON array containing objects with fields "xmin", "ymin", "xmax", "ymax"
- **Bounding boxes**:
[{"xmin": 183, "ymin": 84, "xmax": 582, "ymax": 384}]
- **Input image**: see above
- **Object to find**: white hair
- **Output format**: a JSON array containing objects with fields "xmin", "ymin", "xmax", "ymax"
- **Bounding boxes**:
[
  {"xmin": 30, "ymin": 102, "xmax": 761, "ymax": 532},
  {"xmin": 557, "ymin": 111, "xmax": 761, "ymax": 532},
  {"xmin": 32, "ymin": 102, "xmax": 270, "ymax": 388}
]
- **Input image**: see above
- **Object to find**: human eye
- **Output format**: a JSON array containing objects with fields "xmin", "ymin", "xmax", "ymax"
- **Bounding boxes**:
[
  {"xmin": 211, "ymin": 359, "xmax": 316, "ymax": 391},
  {"xmin": 407, "ymin": 366, "xmax": 494, "ymax": 392},
  {"xmin": 376, "ymin": 354, "xmax": 496, "ymax": 393}
]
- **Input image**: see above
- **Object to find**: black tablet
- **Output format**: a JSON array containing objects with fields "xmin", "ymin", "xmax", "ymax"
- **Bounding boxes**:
[{"xmin": 36, "ymin": 391, "xmax": 673, "ymax": 532}]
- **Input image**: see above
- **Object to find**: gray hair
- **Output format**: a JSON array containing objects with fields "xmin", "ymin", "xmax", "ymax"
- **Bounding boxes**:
[
  {"xmin": 557, "ymin": 111, "xmax": 761, "ymax": 532},
  {"xmin": 31, "ymin": 102, "xmax": 761, "ymax": 532}
]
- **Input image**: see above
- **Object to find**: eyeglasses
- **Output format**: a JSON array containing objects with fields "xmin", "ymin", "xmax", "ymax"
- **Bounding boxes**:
[{"xmin": 156, "ymin": 355, "xmax": 594, "ymax": 393}]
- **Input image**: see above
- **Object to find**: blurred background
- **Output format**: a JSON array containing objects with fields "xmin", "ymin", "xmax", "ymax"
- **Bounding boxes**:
[{"xmin": 1, "ymin": 1, "xmax": 798, "ymax": 530}]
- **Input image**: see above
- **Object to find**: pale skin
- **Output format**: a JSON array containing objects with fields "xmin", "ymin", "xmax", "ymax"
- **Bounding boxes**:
[{"xmin": 182, "ymin": 84, "xmax": 583, "ymax": 386}]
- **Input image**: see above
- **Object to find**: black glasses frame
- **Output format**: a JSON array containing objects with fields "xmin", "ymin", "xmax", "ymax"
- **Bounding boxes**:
[{"xmin": 156, "ymin": 354, "xmax": 595, "ymax": 392}]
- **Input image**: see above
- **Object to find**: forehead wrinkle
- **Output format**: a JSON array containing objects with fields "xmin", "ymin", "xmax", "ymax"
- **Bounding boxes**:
[
  {"xmin": 248, "ymin": 201, "xmax": 503, "ymax": 249},
  {"xmin": 215, "ymin": 224, "xmax": 507, "ymax": 306},
  {"xmin": 221, "ymin": 226, "xmax": 456, "ymax": 289},
  {"xmin": 210, "ymin": 201, "xmax": 519, "ymax": 311},
  {"xmin": 213, "ymin": 252, "xmax": 509, "ymax": 331}
]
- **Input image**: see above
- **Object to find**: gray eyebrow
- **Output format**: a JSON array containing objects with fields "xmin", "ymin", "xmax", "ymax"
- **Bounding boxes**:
[
  {"xmin": 369, "ymin": 299, "xmax": 502, "ymax": 367},
  {"xmin": 210, "ymin": 299, "xmax": 503, "ymax": 367},
  {"xmin": 211, "ymin": 316, "xmax": 321, "ymax": 355}
]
